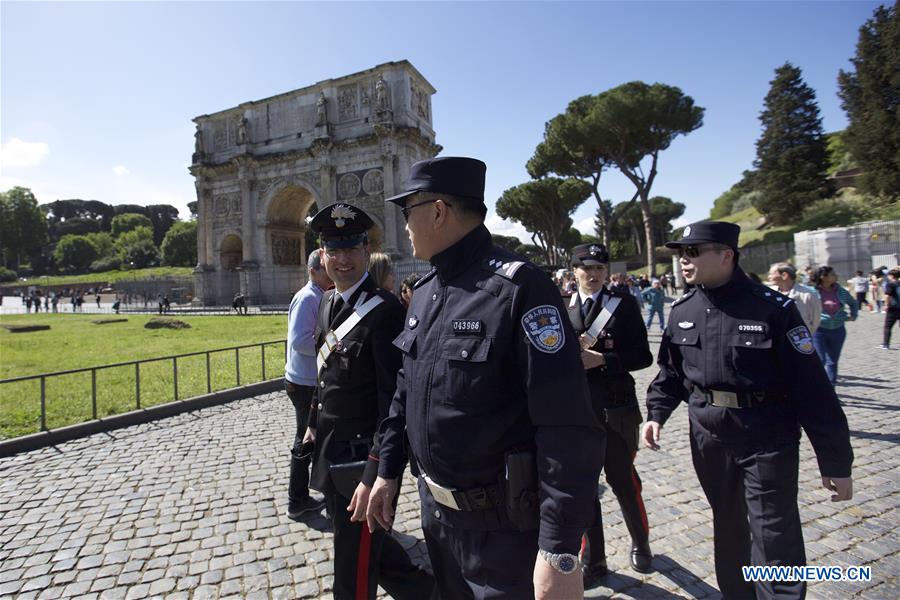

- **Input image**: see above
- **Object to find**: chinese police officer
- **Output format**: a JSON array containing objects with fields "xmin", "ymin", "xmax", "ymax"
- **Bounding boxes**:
[
  {"xmin": 305, "ymin": 204, "xmax": 434, "ymax": 600},
  {"xmin": 643, "ymin": 221, "xmax": 854, "ymax": 599},
  {"xmin": 366, "ymin": 157, "xmax": 605, "ymax": 599},
  {"xmin": 566, "ymin": 243, "xmax": 654, "ymax": 586}
]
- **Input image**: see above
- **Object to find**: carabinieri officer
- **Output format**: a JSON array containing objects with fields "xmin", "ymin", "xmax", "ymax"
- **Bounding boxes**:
[
  {"xmin": 305, "ymin": 203, "xmax": 434, "ymax": 600},
  {"xmin": 366, "ymin": 157, "xmax": 605, "ymax": 599},
  {"xmin": 643, "ymin": 221, "xmax": 854, "ymax": 599},
  {"xmin": 566, "ymin": 243, "xmax": 654, "ymax": 586}
]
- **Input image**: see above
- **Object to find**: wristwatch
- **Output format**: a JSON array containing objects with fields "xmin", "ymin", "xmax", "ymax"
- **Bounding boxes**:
[{"xmin": 538, "ymin": 549, "xmax": 581, "ymax": 574}]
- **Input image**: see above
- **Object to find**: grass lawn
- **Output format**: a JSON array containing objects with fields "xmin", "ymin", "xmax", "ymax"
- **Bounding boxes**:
[
  {"xmin": 0, "ymin": 266, "xmax": 195, "ymax": 289},
  {"xmin": 0, "ymin": 313, "xmax": 288, "ymax": 440}
]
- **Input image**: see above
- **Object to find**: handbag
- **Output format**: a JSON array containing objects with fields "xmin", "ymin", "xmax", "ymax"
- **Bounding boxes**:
[{"xmin": 328, "ymin": 460, "xmax": 368, "ymax": 498}]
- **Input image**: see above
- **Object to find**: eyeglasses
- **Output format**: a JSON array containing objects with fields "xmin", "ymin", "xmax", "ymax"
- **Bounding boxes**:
[
  {"xmin": 324, "ymin": 244, "xmax": 364, "ymax": 258},
  {"xmin": 401, "ymin": 198, "xmax": 451, "ymax": 222},
  {"xmin": 677, "ymin": 244, "xmax": 720, "ymax": 259}
]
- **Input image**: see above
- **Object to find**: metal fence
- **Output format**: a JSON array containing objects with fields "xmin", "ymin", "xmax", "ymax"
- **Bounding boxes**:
[{"xmin": 0, "ymin": 339, "xmax": 286, "ymax": 435}]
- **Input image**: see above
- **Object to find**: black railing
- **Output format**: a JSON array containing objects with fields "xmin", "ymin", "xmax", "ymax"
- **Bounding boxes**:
[{"xmin": 0, "ymin": 340, "xmax": 286, "ymax": 436}]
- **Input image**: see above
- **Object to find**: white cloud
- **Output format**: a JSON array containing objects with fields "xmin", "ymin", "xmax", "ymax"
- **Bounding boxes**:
[
  {"xmin": 574, "ymin": 216, "xmax": 598, "ymax": 237},
  {"xmin": 0, "ymin": 138, "xmax": 49, "ymax": 168},
  {"xmin": 485, "ymin": 214, "xmax": 532, "ymax": 244},
  {"xmin": 112, "ymin": 165, "xmax": 130, "ymax": 176},
  {"xmin": 672, "ymin": 216, "xmax": 692, "ymax": 228}
]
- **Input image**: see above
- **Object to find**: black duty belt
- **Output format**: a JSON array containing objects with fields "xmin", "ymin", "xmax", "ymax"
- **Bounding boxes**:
[
  {"xmin": 691, "ymin": 385, "xmax": 785, "ymax": 409},
  {"xmin": 422, "ymin": 473, "xmax": 504, "ymax": 512}
]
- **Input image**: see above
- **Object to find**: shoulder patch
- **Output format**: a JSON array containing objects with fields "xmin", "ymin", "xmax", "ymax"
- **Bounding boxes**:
[
  {"xmin": 753, "ymin": 285, "xmax": 792, "ymax": 308},
  {"xmin": 787, "ymin": 325, "xmax": 814, "ymax": 354},
  {"xmin": 413, "ymin": 269, "xmax": 437, "ymax": 289},
  {"xmin": 521, "ymin": 305, "xmax": 565, "ymax": 354},
  {"xmin": 671, "ymin": 287, "xmax": 696, "ymax": 307},
  {"xmin": 485, "ymin": 257, "xmax": 526, "ymax": 279}
]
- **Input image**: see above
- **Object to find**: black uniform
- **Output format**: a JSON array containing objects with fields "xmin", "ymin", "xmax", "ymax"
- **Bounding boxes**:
[
  {"xmin": 646, "ymin": 266, "xmax": 853, "ymax": 599},
  {"xmin": 378, "ymin": 224, "xmax": 605, "ymax": 599},
  {"xmin": 567, "ymin": 286, "xmax": 654, "ymax": 572}
]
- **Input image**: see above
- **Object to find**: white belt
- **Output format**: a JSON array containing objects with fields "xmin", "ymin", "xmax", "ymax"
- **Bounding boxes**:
[{"xmin": 316, "ymin": 294, "xmax": 384, "ymax": 373}]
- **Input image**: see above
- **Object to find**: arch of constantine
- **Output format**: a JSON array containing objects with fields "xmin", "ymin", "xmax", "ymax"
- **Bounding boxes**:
[{"xmin": 190, "ymin": 60, "xmax": 440, "ymax": 305}]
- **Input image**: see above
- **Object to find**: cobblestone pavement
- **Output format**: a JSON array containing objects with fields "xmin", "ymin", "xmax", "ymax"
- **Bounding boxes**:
[{"xmin": 1, "ymin": 309, "xmax": 897, "ymax": 599}]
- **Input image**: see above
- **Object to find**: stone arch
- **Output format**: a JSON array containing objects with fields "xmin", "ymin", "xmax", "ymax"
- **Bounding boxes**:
[
  {"xmin": 220, "ymin": 233, "xmax": 243, "ymax": 271},
  {"xmin": 265, "ymin": 184, "xmax": 318, "ymax": 266}
]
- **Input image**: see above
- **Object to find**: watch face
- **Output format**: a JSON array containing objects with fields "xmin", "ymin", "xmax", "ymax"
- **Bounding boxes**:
[{"xmin": 558, "ymin": 555, "xmax": 577, "ymax": 573}]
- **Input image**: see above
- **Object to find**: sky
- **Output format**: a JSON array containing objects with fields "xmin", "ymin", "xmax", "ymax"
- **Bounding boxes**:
[{"xmin": 0, "ymin": 1, "xmax": 882, "ymax": 244}]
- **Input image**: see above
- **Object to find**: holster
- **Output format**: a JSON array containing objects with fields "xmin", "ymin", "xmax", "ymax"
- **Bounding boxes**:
[{"xmin": 503, "ymin": 449, "xmax": 539, "ymax": 531}]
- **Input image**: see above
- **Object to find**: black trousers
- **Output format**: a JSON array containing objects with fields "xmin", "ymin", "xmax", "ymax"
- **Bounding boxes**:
[
  {"xmin": 420, "ymin": 480, "xmax": 537, "ymax": 600},
  {"xmin": 327, "ymin": 489, "xmax": 435, "ymax": 600},
  {"xmin": 285, "ymin": 381, "xmax": 313, "ymax": 502},
  {"xmin": 884, "ymin": 308, "xmax": 900, "ymax": 346},
  {"xmin": 582, "ymin": 417, "xmax": 649, "ymax": 565},
  {"xmin": 690, "ymin": 425, "xmax": 806, "ymax": 600}
]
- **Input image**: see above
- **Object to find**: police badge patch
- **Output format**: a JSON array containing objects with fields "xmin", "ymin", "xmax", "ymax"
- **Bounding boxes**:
[
  {"xmin": 787, "ymin": 326, "xmax": 814, "ymax": 354},
  {"xmin": 521, "ymin": 305, "xmax": 565, "ymax": 354}
]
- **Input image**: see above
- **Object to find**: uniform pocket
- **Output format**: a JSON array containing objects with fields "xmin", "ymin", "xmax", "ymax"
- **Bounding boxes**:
[
  {"xmin": 335, "ymin": 338, "xmax": 364, "ymax": 373},
  {"xmin": 727, "ymin": 334, "xmax": 773, "ymax": 384},
  {"xmin": 441, "ymin": 337, "xmax": 493, "ymax": 409}
]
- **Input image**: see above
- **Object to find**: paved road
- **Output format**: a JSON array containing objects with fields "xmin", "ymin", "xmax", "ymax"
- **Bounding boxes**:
[{"xmin": 1, "ymin": 309, "xmax": 897, "ymax": 599}]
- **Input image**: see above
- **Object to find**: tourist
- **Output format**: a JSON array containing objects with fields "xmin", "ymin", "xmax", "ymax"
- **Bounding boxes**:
[
  {"xmin": 880, "ymin": 267, "xmax": 900, "ymax": 350},
  {"xmin": 366, "ymin": 252, "xmax": 397, "ymax": 294},
  {"xmin": 869, "ymin": 269, "xmax": 885, "ymax": 313},
  {"xmin": 641, "ymin": 279, "xmax": 666, "ymax": 332},
  {"xmin": 812, "ymin": 266, "xmax": 858, "ymax": 386},
  {"xmin": 848, "ymin": 270, "xmax": 870, "ymax": 312},
  {"xmin": 400, "ymin": 274, "xmax": 419, "ymax": 309},
  {"xmin": 767, "ymin": 262, "xmax": 820, "ymax": 333}
]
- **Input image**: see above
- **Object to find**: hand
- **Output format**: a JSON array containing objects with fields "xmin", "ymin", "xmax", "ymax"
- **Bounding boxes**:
[
  {"xmin": 580, "ymin": 348, "xmax": 605, "ymax": 369},
  {"xmin": 822, "ymin": 476, "xmax": 853, "ymax": 501},
  {"xmin": 366, "ymin": 476, "xmax": 399, "ymax": 533},
  {"xmin": 641, "ymin": 421, "xmax": 661, "ymax": 450},
  {"xmin": 533, "ymin": 553, "xmax": 583, "ymax": 600},
  {"xmin": 302, "ymin": 427, "xmax": 316, "ymax": 445},
  {"xmin": 578, "ymin": 334, "xmax": 594, "ymax": 351},
  {"xmin": 347, "ymin": 481, "xmax": 371, "ymax": 522}
]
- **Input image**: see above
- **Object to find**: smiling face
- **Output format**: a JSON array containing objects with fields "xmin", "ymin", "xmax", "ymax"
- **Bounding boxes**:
[
  {"xmin": 322, "ymin": 242, "xmax": 370, "ymax": 292},
  {"xmin": 574, "ymin": 264, "xmax": 607, "ymax": 296}
]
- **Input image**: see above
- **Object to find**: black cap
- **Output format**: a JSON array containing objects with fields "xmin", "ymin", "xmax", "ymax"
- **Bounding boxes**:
[
  {"xmin": 385, "ymin": 156, "xmax": 486, "ymax": 206},
  {"xmin": 571, "ymin": 243, "xmax": 609, "ymax": 266},
  {"xmin": 309, "ymin": 203, "xmax": 374, "ymax": 248},
  {"xmin": 665, "ymin": 221, "xmax": 740, "ymax": 250}
]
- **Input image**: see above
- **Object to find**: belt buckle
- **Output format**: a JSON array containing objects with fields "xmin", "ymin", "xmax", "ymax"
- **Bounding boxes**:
[
  {"xmin": 711, "ymin": 390, "xmax": 740, "ymax": 409},
  {"xmin": 325, "ymin": 330, "xmax": 339, "ymax": 352},
  {"xmin": 423, "ymin": 474, "xmax": 460, "ymax": 510}
]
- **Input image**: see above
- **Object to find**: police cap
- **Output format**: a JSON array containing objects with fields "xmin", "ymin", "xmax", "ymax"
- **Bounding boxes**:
[
  {"xmin": 309, "ymin": 202, "xmax": 374, "ymax": 248},
  {"xmin": 665, "ymin": 221, "xmax": 740, "ymax": 250},
  {"xmin": 571, "ymin": 243, "xmax": 609, "ymax": 267},
  {"xmin": 385, "ymin": 157, "xmax": 486, "ymax": 209}
]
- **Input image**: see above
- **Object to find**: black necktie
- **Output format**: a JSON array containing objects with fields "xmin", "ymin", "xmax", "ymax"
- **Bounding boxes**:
[
  {"xmin": 330, "ymin": 294, "xmax": 345, "ymax": 326},
  {"xmin": 582, "ymin": 297, "xmax": 594, "ymax": 320}
]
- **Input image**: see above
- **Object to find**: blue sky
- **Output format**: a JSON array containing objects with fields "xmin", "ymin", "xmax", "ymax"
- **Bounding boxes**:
[{"xmin": 0, "ymin": 1, "xmax": 881, "ymax": 243}]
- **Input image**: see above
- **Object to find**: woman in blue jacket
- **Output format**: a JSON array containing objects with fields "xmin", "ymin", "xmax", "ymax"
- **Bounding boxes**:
[{"xmin": 812, "ymin": 265, "xmax": 858, "ymax": 386}]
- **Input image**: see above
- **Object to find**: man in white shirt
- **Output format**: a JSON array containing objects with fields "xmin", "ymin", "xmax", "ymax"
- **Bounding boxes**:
[
  {"xmin": 768, "ymin": 262, "xmax": 821, "ymax": 333},
  {"xmin": 848, "ymin": 270, "xmax": 871, "ymax": 311},
  {"xmin": 284, "ymin": 249, "xmax": 332, "ymax": 518}
]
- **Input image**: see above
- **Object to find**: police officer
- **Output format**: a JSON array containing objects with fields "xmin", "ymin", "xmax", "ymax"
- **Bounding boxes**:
[
  {"xmin": 566, "ymin": 243, "xmax": 654, "ymax": 586},
  {"xmin": 366, "ymin": 157, "xmax": 605, "ymax": 600},
  {"xmin": 304, "ymin": 203, "xmax": 434, "ymax": 600},
  {"xmin": 643, "ymin": 221, "xmax": 854, "ymax": 599}
]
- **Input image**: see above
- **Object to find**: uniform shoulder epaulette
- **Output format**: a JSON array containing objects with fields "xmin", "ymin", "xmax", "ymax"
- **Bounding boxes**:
[
  {"xmin": 671, "ymin": 287, "xmax": 696, "ymax": 307},
  {"xmin": 483, "ymin": 256, "xmax": 527, "ymax": 280},
  {"xmin": 753, "ymin": 285, "xmax": 794, "ymax": 309},
  {"xmin": 413, "ymin": 269, "xmax": 437, "ymax": 289}
]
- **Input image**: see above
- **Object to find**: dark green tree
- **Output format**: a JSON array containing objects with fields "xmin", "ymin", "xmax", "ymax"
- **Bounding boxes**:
[
  {"xmin": 753, "ymin": 63, "xmax": 828, "ymax": 225},
  {"xmin": 160, "ymin": 221, "xmax": 197, "ymax": 266},
  {"xmin": 54, "ymin": 234, "xmax": 99, "ymax": 273},
  {"xmin": 145, "ymin": 204, "xmax": 181, "ymax": 246},
  {"xmin": 111, "ymin": 213, "xmax": 153, "ymax": 238},
  {"xmin": 42, "ymin": 199, "xmax": 115, "ymax": 235},
  {"xmin": 496, "ymin": 178, "xmax": 591, "ymax": 265},
  {"xmin": 591, "ymin": 82, "xmax": 704, "ymax": 275},
  {"xmin": 491, "ymin": 234, "xmax": 524, "ymax": 254},
  {"xmin": 838, "ymin": 2, "xmax": 900, "ymax": 199},
  {"xmin": 116, "ymin": 226, "xmax": 159, "ymax": 268},
  {"xmin": 608, "ymin": 196, "xmax": 685, "ymax": 256},
  {"xmin": 0, "ymin": 187, "xmax": 48, "ymax": 269}
]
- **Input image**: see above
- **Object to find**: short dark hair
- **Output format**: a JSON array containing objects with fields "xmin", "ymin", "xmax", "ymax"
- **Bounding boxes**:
[{"xmin": 771, "ymin": 262, "xmax": 797, "ymax": 281}]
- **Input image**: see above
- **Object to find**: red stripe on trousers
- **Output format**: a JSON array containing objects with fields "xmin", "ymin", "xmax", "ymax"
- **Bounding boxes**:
[
  {"xmin": 630, "ymin": 451, "xmax": 649, "ymax": 534},
  {"xmin": 355, "ymin": 523, "xmax": 372, "ymax": 600}
]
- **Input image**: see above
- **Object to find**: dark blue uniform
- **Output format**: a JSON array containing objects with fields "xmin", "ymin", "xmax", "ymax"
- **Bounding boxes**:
[
  {"xmin": 377, "ymin": 224, "xmax": 605, "ymax": 599},
  {"xmin": 646, "ymin": 266, "xmax": 853, "ymax": 599}
]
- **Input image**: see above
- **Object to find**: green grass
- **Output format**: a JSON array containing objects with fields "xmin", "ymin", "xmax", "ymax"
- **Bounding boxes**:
[
  {"xmin": 1, "ymin": 266, "xmax": 194, "ymax": 288},
  {"xmin": 0, "ymin": 313, "xmax": 288, "ymax": 440},
  {"xmin": 718, "ymin": 206, "xmax": 799, "ymax": 247}
]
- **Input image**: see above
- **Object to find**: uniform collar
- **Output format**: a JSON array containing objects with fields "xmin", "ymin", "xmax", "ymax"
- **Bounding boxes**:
[
  {"xmin": 430, "ymin": 224, "xmax": 492, "ymax": 283},
  {"xmin": 578, "ymin": 287, "xmax": 605, "ymax": 306},
  {"xmin": 698, "ymin": 265, "xmax": 748, "ymax": 305},
  {"xmin": 337, "ymin": 271, "xmax": 370, "ymax": 303}
]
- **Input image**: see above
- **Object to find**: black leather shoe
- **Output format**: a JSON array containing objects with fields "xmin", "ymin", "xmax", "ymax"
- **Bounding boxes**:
[
  {"xmin": 630, "ymin": 542, "xmax": 653, "ymax": 573},
  {"xmin": 287, "ymin": 497, "xmax": 325, "ymax": 520},
  {"xmin": 582, "ymin": 561, "xmax": 608, "ymax": 588}
]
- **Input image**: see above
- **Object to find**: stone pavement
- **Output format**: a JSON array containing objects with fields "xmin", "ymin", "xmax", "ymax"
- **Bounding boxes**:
[{"xmin": 1, "ymin": 308, "xmax": 897, "ymax": 599}]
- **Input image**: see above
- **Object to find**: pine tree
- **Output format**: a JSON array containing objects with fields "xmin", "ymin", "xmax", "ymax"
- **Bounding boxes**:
[
  {"xmin": 752, "ymin": 63, "xmax": 828, "ymax": 225},
  {"xmin": 838, "ymin": 1, "xmax": 900, "ymax": 199}
]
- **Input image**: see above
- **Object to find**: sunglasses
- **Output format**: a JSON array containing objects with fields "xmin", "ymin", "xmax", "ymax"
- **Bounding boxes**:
[
  {"xmin": 677, "ymin": 244, "xmax": 720, "ymax": 259},
  {"xmin": 401, "ymin": 198, "xmax": 452, "ymax": 222}
]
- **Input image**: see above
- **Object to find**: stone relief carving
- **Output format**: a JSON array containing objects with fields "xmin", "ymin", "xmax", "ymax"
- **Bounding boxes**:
[
  {"xmin": 316, "ymin": 93, "xmax": 328, "ymax": 126},
  {"xmin": 212, "ymin": 120, "xmax": 227, "ymax": 150},
  {"xmin": 409, "ymin": 82, "xmax": 430, "ymax": 120},
  {"xmin": 362, "ymin": 169, "xmax": 384, "ymax": 196},
  {"xmin": 376, "ymin": 76, "xmax": 390, "ymax": 111},
  {"xmin": 213, "ymin": 193, "xmax": 242, "ymax": 219},
  {"xmin": 236, "ymin": 116, "xmax": 248, "ymax": 145},
  {"xmin": 338, "ymin": 85, "xmax": 358, "ymax": 121},
  {"xmin": 194, "ymin": 128, "xmax": 204, "ymax": 154},
  {"xmin": 338, "ymin": 173, "xmax": 362, "ymax": 199},
  {"xmin": 272, "ymin": 235, "xmax": 302, "ymax": 265}
]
